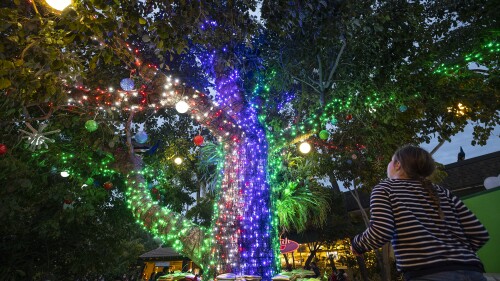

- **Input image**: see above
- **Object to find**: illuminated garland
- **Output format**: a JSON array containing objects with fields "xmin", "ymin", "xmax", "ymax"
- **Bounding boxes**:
[
  {"xmin": 105, "ymin": 51, "xmax": 278, "ymax": 278},
  {"xmin": 433, "ymin": 40, "xmax": 499, "ymax": 76}
]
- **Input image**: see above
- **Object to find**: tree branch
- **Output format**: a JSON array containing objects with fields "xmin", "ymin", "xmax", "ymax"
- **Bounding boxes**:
[
  {"xmin": 346, "ymin": 180, "xmax": 370, "ymax": 227},
  {"xmin": 125, "ymin": 110, "xmax": 135, "ymax": 156},
  {"xmin": 326, "ymin": 36, "xmax": 346, "ymax": 85}
]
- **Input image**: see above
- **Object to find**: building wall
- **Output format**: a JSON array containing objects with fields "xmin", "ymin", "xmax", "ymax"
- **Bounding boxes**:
[{"xmin": 463, "ymin": 186, "xmax": 500, "ymax": 273}]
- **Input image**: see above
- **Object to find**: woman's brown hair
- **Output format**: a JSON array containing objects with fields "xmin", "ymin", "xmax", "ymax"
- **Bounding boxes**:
[{"xmin": 393, "ymin": 145, "xmax": 444, "ymax": 219}]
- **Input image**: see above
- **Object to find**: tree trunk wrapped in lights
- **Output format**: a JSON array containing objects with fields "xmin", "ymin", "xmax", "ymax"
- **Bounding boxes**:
[{"xmin": 123, "ymin": 63, "xmax": 279, "ymax": 279}]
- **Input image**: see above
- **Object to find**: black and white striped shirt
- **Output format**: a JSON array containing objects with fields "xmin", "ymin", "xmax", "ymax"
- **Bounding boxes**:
[{"xmin": 352, "ymin": 179, "xmax": 489, "ymax": 276}]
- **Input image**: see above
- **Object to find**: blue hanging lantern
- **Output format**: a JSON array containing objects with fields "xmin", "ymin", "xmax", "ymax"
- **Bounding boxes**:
[
  {"xmin": 120, "ymin": 78, "xmax": 135, "ymax": 91},
  {"xmin": 135, "ymin": 131, "xmax": 148, "ymax": 144},
  {"xmin": 399, "ymin": 105, "xmax": 408, "ymax": 112}
]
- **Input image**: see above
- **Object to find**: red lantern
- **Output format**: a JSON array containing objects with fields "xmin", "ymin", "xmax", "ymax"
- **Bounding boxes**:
[
  {"xmin": 0, "ymin": 143, "xmax": 7, "ymax": 155},
  {"xmin": 346, "ymin": 114, "xmax": 353, "ymax": 121},
  {"xmin": 193, "ymin": 135, "xmax": 204, "ymax": 146},
  {"xmin": 152, "ymin": 187, "xmax": 159, "ymax": 194},
  {"xmin": 103, "ymin": 181, "xmax": 113, "ymax": 190},
  {"xmin": 64, "ymin": 199, "xmax": 73, "ymax": 204}
]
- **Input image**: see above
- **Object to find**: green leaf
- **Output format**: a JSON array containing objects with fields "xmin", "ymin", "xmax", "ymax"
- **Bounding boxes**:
[
  {"xmin": 0, "ymin": 78, "xmax": 11, "ymax": 89},
  {"xmin": 89, "ymin": 55, "xmax": 98, "ymax": 70}
]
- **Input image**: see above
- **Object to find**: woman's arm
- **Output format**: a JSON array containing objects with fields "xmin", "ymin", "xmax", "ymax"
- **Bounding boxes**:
[{"xmin": 351, "ymin": 184, "xmax": 395, "ymax": 254}]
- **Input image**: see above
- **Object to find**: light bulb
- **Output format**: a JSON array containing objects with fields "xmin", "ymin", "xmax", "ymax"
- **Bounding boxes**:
[
  {"xmin": 60, "ymin": 171, "xmax": 70, "ymax": 177},
  {"xmin": 174, "ymin": 157, "xmax": 183, "ymax": 165},
  {"xmin": 45, "ymin": 0, "xmax": 71, "ymax": 11},
  {"xmin": 175, "ymin": 100, "xmax": 189, "ymax": 113},
  {"xmin": 299, "ymin": 142, "xmax": 311, "ymax": 154}
]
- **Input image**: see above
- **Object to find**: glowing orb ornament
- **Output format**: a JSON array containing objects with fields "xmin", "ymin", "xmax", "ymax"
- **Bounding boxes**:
[
  {"xmin": 135, "ymin": 131, "xmax": 148, "ymax": 144},
  {"xmin": 346, "ymin": 114, "xmax": 353, "ymax": 121},
  {"xmin": 174, "ymin": 157, "xmax": 183, "ymax": 165},
  {"xmin": 319, "ymin": 130, "xmax": 329, "ymax": 140},
  {"xmin": 193, "ymin": 135, "xmax": 204, "ymax": 146},
  {"xmin": 330, "ymin": 117, "xmax": 337, "ymax": 125},
  {"xmin": 120, "ymin": 78, "xmax": 135, "ymax": 91},
  {"xmin": 299, "ymin": 142, "xmax": 311, "ymax": 154},
  {"xmin": 175, "ymin": 100, "xmax": 189, "ymax": 113},
  {"xmin": 0, "ymin": 143, "xmax": 7, "ymax": 155},
  {"xmin": 399, "ymin": 105, "xmax": 408, "ymax": 112},
  {"xmin": 60, "ymin": 171, "xmax": 70, "ymax": 177},
  {"xmin": 85, "ymin": 120, "xmax": 98, "ymax": 132},
  {"xmin": 45, "ymin": 0, "xmax": 71, "ymax": 11}
]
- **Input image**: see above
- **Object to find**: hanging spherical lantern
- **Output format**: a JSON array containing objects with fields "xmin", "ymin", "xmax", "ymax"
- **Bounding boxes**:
[
  {"xmin": 45, "ymin": 0, "xmax": 71, "ymax": 11},
  {"xmin": 399, "ymin": 105, "xmax": 408, "ymax": 112},
  {"xmin": 120, "ymin": 78, "xmax": 135, "ymax": 91},
  {"xmin": 193, "ymin": 135, "xmax": 204, "ymax": 146},
  {"xmin": 174, "ymin": 157, "xmax": 183, "ymax": 165},
  {"xmin": 175, "ymin": 100, "xmax": 189, "ymax": 113},
  {"xmin": 85, "ymin": 120, "xmax": 98, "ymax": 132},
  {"xmin": 352, "ymin": 154, "xmax": 358, "ymax": 160},
  {"xmin": 319, "ymin": 130, "xmax": 329, "ymax": 140},
  {"xmin": 0, "ymin": 143, "xmax": 7, "ymax": 155},
  {"xmin": 346, "ymin": 114, "xmax": 353, "ymax": 121},
  {"xmin": 60, "ymin": 171, "xmax": 70, "ymax": 177},
  {"xmin": 330, "ymin": 117, "xmax": 338, "ymax": 125},
  {"xmin": 85, "ymin": 177, "xmax": 94, "ymax": 185},
  {"xmin": 299, "ymin": 142, "xmax": 311, "ymax": 154},
  {"xmin": 103, "ymin": 181, "xmax": 113, "ymax": 190},
  {"xmin": 135, "ymin": 131, "xmax": 148, "ymax": 144}
]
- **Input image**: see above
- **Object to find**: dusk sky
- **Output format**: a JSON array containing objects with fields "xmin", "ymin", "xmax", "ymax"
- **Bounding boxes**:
[
  {"xmin": 420, "ymin": 123, "xmax": 500, "ymax": 165},
  {"xmin": 336, "ymin": 123, "xmax": 499, "ymax": 191}
]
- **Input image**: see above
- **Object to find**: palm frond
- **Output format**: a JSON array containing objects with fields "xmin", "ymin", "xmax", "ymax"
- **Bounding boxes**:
[{"xmin": 196, "ymin": 143, "xmax": 224, "ymax": 193}]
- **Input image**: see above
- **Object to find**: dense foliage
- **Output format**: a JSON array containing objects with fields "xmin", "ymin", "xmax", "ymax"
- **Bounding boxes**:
[{"xmin": 0, "ymin": 0, "xmax": 498, "ymax": 279}]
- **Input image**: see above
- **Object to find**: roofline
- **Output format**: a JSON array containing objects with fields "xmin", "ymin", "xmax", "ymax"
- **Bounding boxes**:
[{"xmin": 444, "ymin": 151, "xmax": 500, "ymax": 169}]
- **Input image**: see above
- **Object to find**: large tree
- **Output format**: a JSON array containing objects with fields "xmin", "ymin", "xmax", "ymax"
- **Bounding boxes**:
[{"xmin": 0, "ymin": 0, "xmax": 498, "ymax": 280}]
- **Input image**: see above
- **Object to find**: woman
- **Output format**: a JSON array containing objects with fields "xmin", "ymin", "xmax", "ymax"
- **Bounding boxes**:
[{"xmin": 351, "ymin": 145, "xmax": 489, "ymax": 281}]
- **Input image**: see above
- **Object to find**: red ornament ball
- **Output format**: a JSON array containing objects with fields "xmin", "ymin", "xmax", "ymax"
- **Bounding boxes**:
[
  {"xmin": 103, "ymin": 181, "xmax": 113, "ymax": 190},
  {"xmin": 64, "ymin": 199, "xmax": 73, "ymax": 204},
  {"xmin": 0, "ymin": 143, "xmax": 7, "ymax": 155},
  {"xmin": 152, "ymin": 187, "xmax": 159, "ymax": 194},
  {"xmin": 193, "ymin": 135, "xmax": 204, "ymax": 146},
  {"xmin": 346, "ymin": 114, "xmax": 353, "ymax": 121}
]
